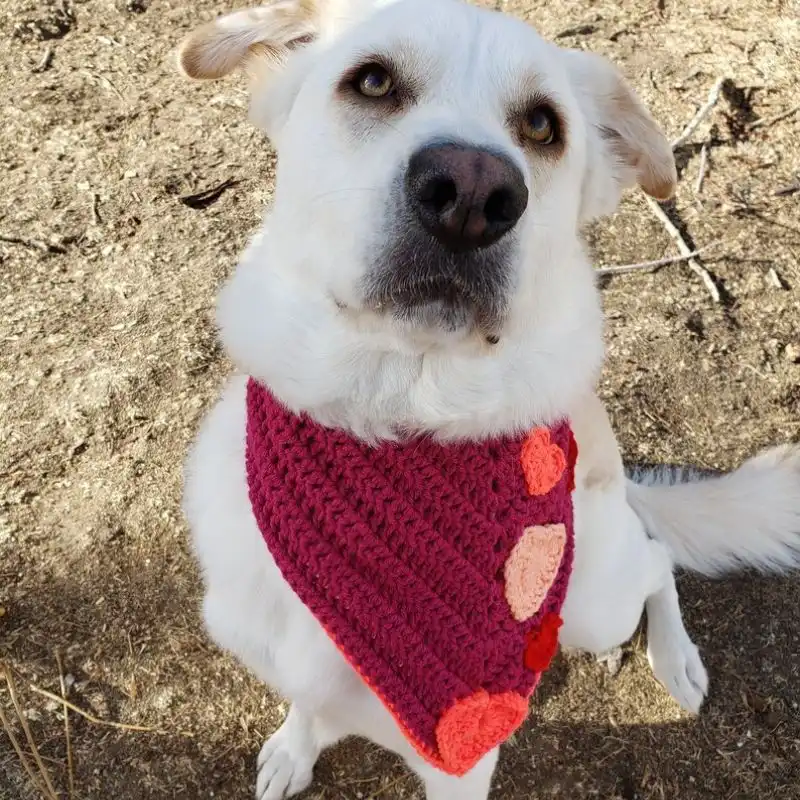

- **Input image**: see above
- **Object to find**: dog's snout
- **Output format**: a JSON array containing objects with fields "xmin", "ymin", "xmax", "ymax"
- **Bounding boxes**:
[{"xmin": 405, "ymin": 143, "xmax": 528, "ymax": 252}]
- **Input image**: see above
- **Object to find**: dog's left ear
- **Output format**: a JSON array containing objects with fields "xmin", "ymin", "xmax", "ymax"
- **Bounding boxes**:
[
  {"xmin": 562, "ymin": 50, "xmax": 677, "ymax": 221},
  {"xmin": 178, "ymin": 0, "xmax": 319, "ymax": 80}
]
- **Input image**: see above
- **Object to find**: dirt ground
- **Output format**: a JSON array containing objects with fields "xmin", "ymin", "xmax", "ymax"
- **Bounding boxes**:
[{"xmin": 1, "ymin": 0, "xmax": 799, "ymax": 797}]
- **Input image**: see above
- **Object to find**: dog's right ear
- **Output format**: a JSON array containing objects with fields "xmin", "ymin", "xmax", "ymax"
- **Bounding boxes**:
[
  {"xmin": 178, "ymin": 0, "xmax": 319, "ymax": 80},
  {"xmin": 561, "ymin": 49, "xmax": 677, "ymax": 222}
]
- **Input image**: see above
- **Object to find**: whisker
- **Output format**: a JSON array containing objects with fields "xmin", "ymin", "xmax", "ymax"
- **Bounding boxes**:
[{"xmin": 369, "ymin": 115, "xmax": 404, "ymax": 137}]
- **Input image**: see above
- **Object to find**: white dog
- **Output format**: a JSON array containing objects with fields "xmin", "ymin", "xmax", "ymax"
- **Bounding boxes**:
[{"xmin": 179, "ymin": 1, "xmax": 800, "ymax": 797}]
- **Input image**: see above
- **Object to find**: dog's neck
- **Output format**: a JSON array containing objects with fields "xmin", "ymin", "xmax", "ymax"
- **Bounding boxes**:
[{"xmin": 216, "ymin": 229, "xmax": 605, "ymax": 443}]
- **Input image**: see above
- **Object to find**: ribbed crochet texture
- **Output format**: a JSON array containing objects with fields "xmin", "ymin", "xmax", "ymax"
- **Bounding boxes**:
[{"xmin": 245, "ymin": 378, "xmax": 577, "ymax": 776}]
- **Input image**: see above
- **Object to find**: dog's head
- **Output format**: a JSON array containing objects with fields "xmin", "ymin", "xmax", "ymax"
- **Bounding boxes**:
[{"xmin": 179, "ymin": 0, "xmax": 675, "ymax": 439}]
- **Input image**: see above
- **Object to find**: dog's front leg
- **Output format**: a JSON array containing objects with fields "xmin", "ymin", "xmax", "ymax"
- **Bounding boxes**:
[
  {"xmin": 644, "ymin": 542, "xmax": 709, "ymax": 713},
  {"xmin": 313, "ymin": 676, "xmax": 499, "ymax": 799},
  {"xmin": 410, "ymin": 748, "xmax": 499, "ymax": 800},
  {"xmin": 255, "ymin": 703, "xmax": 347, "ymax": 800},
  {"xmin": 256, "ymin": 706, "xmax": 320, "ymax": 800},
  {"xmin": 254, "ymin": 678, "xmax": 499, "ymax": 800}
]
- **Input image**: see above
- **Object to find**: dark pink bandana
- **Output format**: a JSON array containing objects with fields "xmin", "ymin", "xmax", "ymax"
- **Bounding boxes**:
[{"xmin": 245, "ymin": 378, "xmax": 577, "ymax": 775}]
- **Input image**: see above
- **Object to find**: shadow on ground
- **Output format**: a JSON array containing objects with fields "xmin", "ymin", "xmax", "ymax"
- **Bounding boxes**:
[{"xmin": 3, "ymin": 563, "xmax": 799, "ymax": 799}]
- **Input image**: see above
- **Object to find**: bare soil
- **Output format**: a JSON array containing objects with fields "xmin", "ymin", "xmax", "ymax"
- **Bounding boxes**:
[{"xmin": 1, "ymin": 0, "xmax": 799, "ymax": 798}]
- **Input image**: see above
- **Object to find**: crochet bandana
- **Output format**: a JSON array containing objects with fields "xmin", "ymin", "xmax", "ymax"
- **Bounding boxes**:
[{"xmin": 245, "ymin": 378, "xmax": 577, "ymax": 776}]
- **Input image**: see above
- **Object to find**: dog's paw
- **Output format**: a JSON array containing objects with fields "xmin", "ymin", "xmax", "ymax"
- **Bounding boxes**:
[
  {"xmin": 256, "ymin": 710, "xmax": 318, "ymax": 800},
  {"xmin": 647, "ymin": 628, "xmax": 709, "ymax": 714},
  {"xmin": 595, "ymin": 646, "xmax": 624, "ymax": 677}
]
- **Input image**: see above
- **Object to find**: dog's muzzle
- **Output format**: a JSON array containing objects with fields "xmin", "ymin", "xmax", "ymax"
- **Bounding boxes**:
[{"xmin": 366, "ymin": 141, "xmax": 528, "ymax": 335}]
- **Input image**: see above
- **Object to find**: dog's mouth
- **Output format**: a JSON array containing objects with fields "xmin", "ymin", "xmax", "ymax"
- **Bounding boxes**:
[
  {"xmin": 365, "ymin": 271, "xmax": 509, "ymax": 340},
  {"xmin": 363, "ymin": 231, "xmax": 515, "ymax": 341},
  {"xmin": 386, "ymin": 274, "xmax": 485, "ymax": 316}
]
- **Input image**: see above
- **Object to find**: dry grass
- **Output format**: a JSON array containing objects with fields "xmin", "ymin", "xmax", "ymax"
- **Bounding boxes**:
[
  {"xmin": 1, "ymin": 0, "xmax": 799, "ymax": 798},
  {"xmin": 1, "ymin": 666, "xmax": 59, "ymax": 800}
]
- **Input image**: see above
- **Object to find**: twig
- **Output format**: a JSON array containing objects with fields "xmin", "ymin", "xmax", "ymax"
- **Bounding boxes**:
[
  {"xmin": 91, "ymin": 192, "xmax": 102, "ymax": 224},
  {"xmin": 749, "ymin": 104, "xmax": 800, "ymax": 131},
  {"xmin": 56, "ymin": 652, "xmax": 75, "ymax": 799},
  {"xmin": 99, "ymin": 74, "xmax": 125, "ymax": 103},
  {"xmin": 0, "ymin": 698, "xmax": 50, "ymax": 798},
  {"xmin": 774, "ymin": 181, "xmax": 800, "ymax": 197},
  {"xmin": 695, "ymin": 142, "xmax": 709, "ymax": 193},
  {"xmin": 0, "ymin": 233, "xmax": 66, "ymax": 254},
  {"xmin": 2, "ymin": 667, "xmax": 59, "ymax": 800},
  {"xmin": 644, "ymin": 196, "xmax": 721, "ymax": 302},
  {"xmin": 179, "ymin": 178, "xmax": 240, "ymax": 210},
  {"xmin": 597, "ymin": 246, "xmax": 711, "ymax": 276},
  {"xmin": 636, "ymin": 85, "xmax": 727, "ymax": 301},
  {"xmin": 80, "ymin": 70, "xmax": 125, "ymax": 102},
  {"xmin": 554, "ymin": 23, "xmax": 597, "ymax": 39},
  {"xmin": 29, "ymin": 684, "xmax": 158, "ymax": 733},
  {"xmin": 671, "ymin": 77, "xmax": 726, "ymax": 149},
  {"xmin": 32, "ymin": 46, "xmax": 54, "ymax": 74}
]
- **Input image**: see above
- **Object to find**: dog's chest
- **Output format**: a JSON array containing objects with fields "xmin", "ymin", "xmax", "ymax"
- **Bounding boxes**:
[{"xmin": 245, "ymin": 378, "xmax": 577, "ymax": 776}]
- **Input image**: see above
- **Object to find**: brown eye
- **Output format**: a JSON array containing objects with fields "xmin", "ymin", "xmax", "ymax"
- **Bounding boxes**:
[
  {"xmin": 354, "ymin": 64, "xmax": 394, "ymax": 98},
  {"xmin": 521, "ymin": 106, "xmax": 558, "ymax": 145}
]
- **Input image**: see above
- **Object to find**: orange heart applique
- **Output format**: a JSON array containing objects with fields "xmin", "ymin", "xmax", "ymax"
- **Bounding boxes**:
[
  {"xmin": 521, "ymin": 427, "xmax": 567, "ymax": 496},
  {"xmin": 436, "ymin": 690, "xmax": 528, "ymax": 775},
  {"xmin": 504, "ymin": 524, "xmax": 567, "ymax": 622}
]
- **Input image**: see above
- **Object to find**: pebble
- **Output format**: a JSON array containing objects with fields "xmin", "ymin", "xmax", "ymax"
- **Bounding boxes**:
[{"xmin": 784, "ymin": 343, "xmax": 800, "ymax": 363}]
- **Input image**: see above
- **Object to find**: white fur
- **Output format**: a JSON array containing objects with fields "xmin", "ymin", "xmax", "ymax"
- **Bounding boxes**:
[
  {"xmin": 180, "ymin": 0, "xmax": 800, "ymax": 796},
  {"xmin": 627, "ymin": 447, "xmax": 800, "ymax": 575}
]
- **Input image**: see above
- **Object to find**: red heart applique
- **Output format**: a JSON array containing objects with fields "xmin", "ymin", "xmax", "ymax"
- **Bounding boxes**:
[
  {"xmin": 436, "ymin": 690, "xmax": 528, "ymax": 775},
  {"xmin": 566, "ymin": 429, "xmax": 578, "ymax": 493},
  {"xmin": 524, "ymin": 612, "xmax": 563, "ymax": 673},
  {"xmin": 521, "ymin": 428, "xmax": 567, "ymax": 496}
]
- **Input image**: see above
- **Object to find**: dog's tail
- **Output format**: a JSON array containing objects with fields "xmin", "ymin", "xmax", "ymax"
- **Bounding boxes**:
[{"xmin": 626, "ymin": 444, "xmax": 800, "ymax": 576}]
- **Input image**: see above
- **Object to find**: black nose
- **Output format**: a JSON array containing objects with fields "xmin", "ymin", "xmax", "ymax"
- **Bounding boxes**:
[{"xmin": 405, "ymin": 143, "xmax": 528, "ymax": 252}]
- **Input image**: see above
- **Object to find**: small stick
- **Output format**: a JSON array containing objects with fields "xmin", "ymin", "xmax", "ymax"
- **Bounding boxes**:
[
  {"xmin": 554, "ymin": 23, "xmax": 597, "ymax": 39},
  {"xmin": 91, "ymin": 192, "xmax": 102, "ymax": 224},
  {"xmin": 0, "ymin": 233, "xmax": 66, "ymax": 254},
  {"xmin": 695, "ymin": 142, "xmax": 709, "ymax": 193},
  {"xmin": 56, "ymin": 651, "xmax": 75, "ymax": 799},
  {"xmin": 671, "ymin": 77, "xmax": 726, "ymax": 149},
  {"xmin": 29, "ymin": 684, "xmax": 158, "ymax": 733},
  {"xmin": 644, "ymin": 196, "xmax": 721, "ymax": 302},
  {"xmin": 2, "ymin": 668, "xmax": 59, "ymax": 800},
  {"xmin": 597, "ymin": 247, "xmax": 709, "ymax": 276},
  {"xmin": 0, "ymin": 699, "xmax": 50, "ymax": 798},
  {"xmin": 99, "ymin": 74, "xmax": 125, "ymax": 102},
  {"xmin": 179, "ymin": 178, "xmax": 240, "ymax": 210},
  {"xmin": 749, "ymin": 104, "xmax": 799, "ymax": 131},
  {"xmin": 32, "ymin": 46, "xmax": 54, "ymax": 74},
  {"xmin": 773, "ymin": 181, "xmax": 800, "ymax": 197}
]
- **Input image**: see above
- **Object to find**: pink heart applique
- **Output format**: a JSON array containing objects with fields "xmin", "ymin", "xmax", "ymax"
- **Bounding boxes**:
[{"xmin": 504, "ymin": 524, "xmax": 567, "ymax": 622}]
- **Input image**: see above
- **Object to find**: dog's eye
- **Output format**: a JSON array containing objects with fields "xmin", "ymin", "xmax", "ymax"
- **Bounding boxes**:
[
  {"xmin": 521, "ymin": 106, "xmax": 558, "ymax": 145},
  {"xmin": 354, "ymin": 64, "xmax": 395, "ymax": 99}
]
